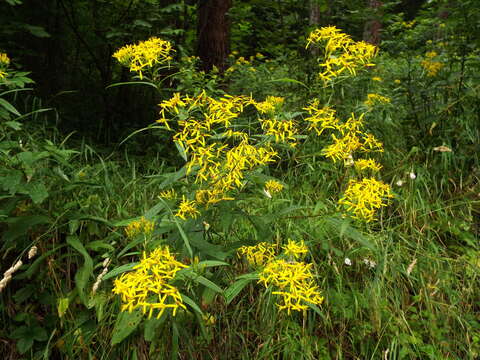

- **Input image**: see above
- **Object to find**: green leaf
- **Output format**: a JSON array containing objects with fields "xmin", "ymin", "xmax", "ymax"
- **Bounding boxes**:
[
  {"xmin": 111, "ymin": 310, "xmax": 143, "ymax": 345},
  {"xmin": 66, "ymin": 236, "xmax": 93, "ymax": 305},
  {"xmin": 224, "ymin": 273, "xmax": 259, "ymax": 304},
  {"xmin": 197, "ymin": 260, "xmax": 229, "ymax": 268},
  {"xmin": 144, "ymin": 316, "xmax": 166, "ymax": 342},
  {"xmin": 102, "ymin": 263, "xmax": 138, "ymax": 281},
  {"xmin": 16, "ymin": 337, "xmax": 34, "ymax": 354},
  {"xmin": 57, "ymin": 297, "xmax": 70, "ymax": 318},
  {"xmin": 28, "ymin": 182, "xmax": 48, "ymax": 204},
  {"xmin": 0, "ymin": 98, "xmax": 21, "ymax": 116},
  {"xmin": 180, "ymin": 294, "xmax": 203, "ymax": 316}
]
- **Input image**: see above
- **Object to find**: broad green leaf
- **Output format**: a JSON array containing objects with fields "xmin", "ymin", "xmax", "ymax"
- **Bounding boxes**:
[
  {"xmin": 0, "ymin": 98, "xmax": 21, "ymax": 116},
  {"xmin": 224, "ymin": 273, "xmax": 259, "ymax": 304},
  {"xmin": 57, "ymin": 297, "xmax": 69, "ymax": 318},
  {"xmin": 102, "ymin": 263, "xmax": 138, "ymax": 281},
  {"xmin": 144, "ymin": 315, "xmax": 166, "ymax": 342},
  {"xmin": 111, "ymin": 309, "xmax": 143, "ymax": 345},
  {"xmin": 66, "ymin": 236, "xmax": 93, "ymax": 305},
  {"xmin": 181, "ymin": 294, "xmax": 203, "ymax": 316},
  {"xmin": 28, "ymin": 182, "xmax": 48, "ymax": 204}
]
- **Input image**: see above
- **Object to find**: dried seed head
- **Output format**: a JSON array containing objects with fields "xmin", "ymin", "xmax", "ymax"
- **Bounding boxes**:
[{"xmin": 28, "ymin": 246, "xmax": 38, "ymax": 259}]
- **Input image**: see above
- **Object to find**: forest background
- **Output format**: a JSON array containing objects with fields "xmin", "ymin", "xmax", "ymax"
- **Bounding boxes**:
[{"xmin": 1, "ymin": 0, "xmax": 480, "ymax": 359}]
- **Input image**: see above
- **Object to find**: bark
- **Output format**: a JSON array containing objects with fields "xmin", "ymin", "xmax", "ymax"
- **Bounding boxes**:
[
  {"xmin": 363, "ymin": 0, "xmax": 383, "ymax": 45},
  {"xmin": 197, "ymin": 0, "xmax": 232, "ymax": 72}
]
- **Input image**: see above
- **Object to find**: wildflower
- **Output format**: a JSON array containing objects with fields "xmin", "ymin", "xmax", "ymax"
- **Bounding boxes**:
[
  {"xmin": 363, "ymin": 258, "xmax": 376, "ymax": 268},
  {"xmin": 307, "ymin": 26, "xmax": 377, "ymax": 83},
  {"xmin": 396, "ymin": 179, "xmax": 404, "ymax": 187},
  {"xmin": 203, "ymin": 313, "xmax": 216, "ymax": 326},
  {"xmin": 322, "ymin": 132, "xmax": 362, "ymax": 162},
  {"xmin": 372, "ymin": 76, "xmax": 382, "ymax": 82},
  {"xmin": 409, "ymin": 172, "xmax": 416, "ymax": 180},
  {"xmin": 255, "ymin": 96, "xmax": 284, "ymax": 114},
  {"xmin": 425, "ymin": 51, "xmax": 438, "ymax": 59},
  {"xmin": 0, "ymin": 260, "xmax": 23, "ymax": 292},
  {"xmin": 238, "ymin": 242, "xmax": 276, "ymax": 267},
  {"xmin": 344, "ymin": 154, "xmax": 355, "ymax": 167},
  {"xmin": 364, "ymin": 93, "xmax": 391, "ymax": 107},
  {"xmin": 354, "ymin": 158, "xmax": 382, "ymax": 172},
  {"xmin": 339, "ymin": 177, "xmax": 394, "ymax": 222},
  {"xmin": 260, "ymin": 118, "xmax": 298, "ymax": 145},
  {"xmin": 344, "ymin": 258, "xmax": 352, "ymax": 266},
  {"xmin": 113, "ymin": 37, "xmax": 173, "ymax": 79},
  {"xmin": 0, "ymin": 53, "xmax": 10, "ymax": 66},
  {"xmin": 259, "ymin": 259, "xmax": 323, "ymax": 314},
  {"xmin": 282, "ymin": 239, "xmax": 308, "ymax": 260},
  {"xmin": 159, "ymin": 189, "xmax": 177, "ymax": 200},
  {"xmin": 421, "ymin": 58, "xmax": 444, "ymax": 77},
  {"xmin": 265, "ymin": 180, "xmax": 284, "ymax": 194},
  {"xmin": 27, "ymin": 246, "xmax": 38, "ymax": 259},
  {"xmin": 112, "ymin": 247, "xmax": 187, "ymax": 318},
  {"xmin": 175, "ymin": 196, "xmax": 200, "ymax": 220},
  {"xmin": 394, "ymin": 79, "xmax": 401, "ymax": 84},
  {"xmin": 303, "ymin": 100, "xmax": 339, "ymax": 135},
  {"xmin": 125, "ymin": 217, "xmax": 155, "ymax": 238}
]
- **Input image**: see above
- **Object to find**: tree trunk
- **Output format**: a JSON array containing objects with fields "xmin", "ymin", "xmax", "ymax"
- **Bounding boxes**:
[
  {"xmin": 363, "ymin": 0, "xmax": 383, "ymax": 45},
  {"xmin": 197, "ymin": 0, "xmax": 232, "ymax": 72}
]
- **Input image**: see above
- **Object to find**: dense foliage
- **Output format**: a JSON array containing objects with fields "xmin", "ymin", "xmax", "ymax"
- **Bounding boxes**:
[{"xmin": 1, "ymin": 0, "xmax": 480, "ymax": 359}]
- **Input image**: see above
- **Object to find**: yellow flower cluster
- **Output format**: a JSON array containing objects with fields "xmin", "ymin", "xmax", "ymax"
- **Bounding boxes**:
[
  {"xmin": 306, "ymin": 26, "xmax": 377, "ymax": 82},
  {"xmin": 260, "ymin": 118, "xmax": 298, "ymax": 145},
  {"xmin": 238, "ymin": 239, "xmax": 322, "ymax": 313},
  {"xmin": 125, "ymin": 217, "xmax": 155, "ymax": 238},
  {"xmin": 282, "ymin": 239, "xmax": 308, "ymax": 259},
  {"xmin": 237, "ymin": 242, "xmax": 276, "ymax": 267},
  {"xmin": 259, "ymin": 259, "xmax": 324, "ymax": 314},
  {"xmin": 255, "ymin": 96, "xmax": 285, "ymax": 114},
  {"xmin": 113, "ymin": 37, "xmax": 173, "ymax": 79},
  {"xmin": 112, "ymin": 246, "xmax": 187, "ymax": 319},
  {"xmin": 0, "ymin": 53, "xmax": 9, "ymax": 79},
  {"xmin": 264, "ymin": 180, "xmax": 284, "ymax": 194},
  {"xmin": 0, "ymin": 53, "xmax": 9, "ymax": 66},
  {"xmin": 175, "ymin": 195, "xmax": 200, "ymax": 220},
  {"xmin": 364, "ymin": 93, "xmax": 391, "ymax": 107},
  {"xmin": 303, "ymin": 100, "xmax": 339, "ymax": 135},
  {"xmin": 339, "ymin": 177, "xmax": 393, "ymax": 222},
  {"xmin": 421, "ymin": 54, "xmax": 444, "ymax": 77},
  {"xmin": 159, "ymin": 189, "xmax": 177, "ymax": 200},
  {"xmin": 354, "ymin": 158, "xmax": 382, "ymax": 172},
  {"xmin": 321, "ymin": 113, "xmax": 383, "ymax": 162},
  {"xmin": 158, "ymin": 91, "xmax": 283, "ymax": 213}
]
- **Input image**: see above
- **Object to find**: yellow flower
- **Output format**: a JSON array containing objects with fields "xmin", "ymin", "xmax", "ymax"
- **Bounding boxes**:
[
  {"xmin": 113, "ymin": 37, "xmax": 173, "ymax": 79},
  {"xmin": 307, "ymin": 27, "xmax": 378, "ymax": 83},
  {"xmin": 265, "ymin": 180, "xmax": 284, "ymax": 194},
  {"xmin": 394, "ymin": 79, "xmax": 401, "ymax": 84},
  {"xmin": 238, "ymin": 242, "xmax": 276, "ymax": 267},
  {"xmin": 259, "ymin": 259, "xmax": 323, "ymax": 314},
  {"xmin": 372, "ymin": 76, "xmax": 382, "ymax": 82},
  {"xmin": 175, "ymin": 196, "xmax": 200, "ymax": 220},
  {"xmin": 303, "ymin": 100, "xmax": 339, "ymax": 135},
  {"xmin": 255, "ymin": 96, "xmax": 284, "ymax": 114},
  {"xmin": 282, "ymin": 239, "xmax": 308, "ymax": 259},
  {"xmin": 354, "ymin": 158, "xmax": 382, "ymax": 172},
  {"xmin": 339, "ymin": 177, "xmax": 393, "ymax": 222},
  {"xmin": 0, "ymin": 53, "xmax": 10, "ymax": 66},
  {"xmin": 421, "ymin": 58, "xmax": 444, "ymax": 77},
  {"xmin": 364, "ymin": 93, "xmax": 391, "ymax": 107},
  {"xmin": 112, "ymin": 246, "xmax": 187, "ymax": 319},
  {"xmin": 0, "ymin": 70, "xmax": 7, "ymax": 80},
  {"xmin": 125, "ymin": 217, "xmax": 155, "ymax": 238},
  {"xmin": 159, "ymin": 189, "xmax": 177, "ymax": 200}
]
